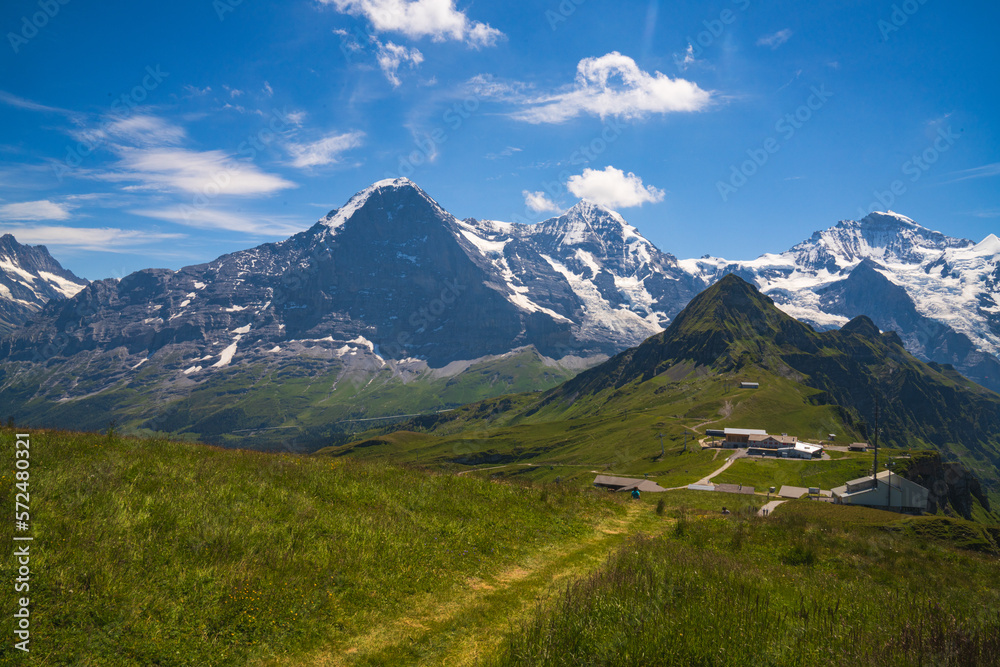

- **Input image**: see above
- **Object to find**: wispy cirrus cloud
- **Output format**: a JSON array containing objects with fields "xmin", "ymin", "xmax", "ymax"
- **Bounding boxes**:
[
  {"xmin": 0, "ymin": 199, "xmax": 74, "ymax": 221},
  {"xmin": 73, "ymin": 114, "xmax": 187, "ymax": 150},
  {"xmin": 130, "ymin": 206, "xmax": 306, "ymax": 236},
  {"xmin": 474, "ymin": 52, "xmax": 712, "ymax": 124},
  {"xmin": 0, "ymin": 90, "xmax": 79, "ymax": 119},
  {"xmin": 0, "ymin": 224, "xmax": 185, "ymax": 252},
  {"xmin": 486, "ymin": 146, "xmax": 522, "ymax": 160},
  {"xmin": 103, "ymin": 146, "xmax": 296, "ymax": 194},
  {"xmin": 757, "ymin": 29, "xmax": 793, "ymax": 49},
  {"xmin": 73, "ymin": 114, "xmax": 295, "ymax": 195},
  {"xmin": 286, "ymin": 131, "xmax": 366, "ymax": 168},
  {"xmin": 943, "ymin": 162, "xmax": 1000, "ymax": 184}
]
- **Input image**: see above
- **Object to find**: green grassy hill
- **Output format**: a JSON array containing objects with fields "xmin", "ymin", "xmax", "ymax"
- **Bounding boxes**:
[
  {"xmin": 2, "ymin": 428, "xmax": 997, "ymax": 666},
  {"xmin": 0, "ymin": 427, "xmax": 627, "ymax": 666}
]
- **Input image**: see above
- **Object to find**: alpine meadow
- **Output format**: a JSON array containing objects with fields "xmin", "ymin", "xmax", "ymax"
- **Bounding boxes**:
[{"xmin": 1, "ymin": 0, "xmax": 999, "ymax": 665}]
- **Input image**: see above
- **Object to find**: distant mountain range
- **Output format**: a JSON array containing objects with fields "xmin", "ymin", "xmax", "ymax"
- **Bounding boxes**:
[
  {"xmin": 682, "ymin": 211, "xmax": 1000, "ymax": 392},
  {"xmin": 1, "ymin": 179, "xmax": 998, "ymax": 442},
  {"xmin": 0, "ymin": 234, "xmax": 86, "ymax": 335}
]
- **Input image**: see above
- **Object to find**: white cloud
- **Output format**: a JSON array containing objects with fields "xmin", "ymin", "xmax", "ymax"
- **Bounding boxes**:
[
  {"xmin": 943, "ymin": 162, "xmax": 1000, "ymax": 184},
  {"xmin": 322, "ymin": 0, "xmax": 504, "ymax": 47},
  {"xmin": 183, "ymin": 85, "xmax": 212, "ymax": 97},
  {"xmin": 131, "ymin": 207, "xmax": 306, "ymax": 236},
  {"xmin": 68, "ymin": 112, "xmax": 295, "ymax": 198},
  {"xmin": 102, "ymin": 114, "xmax": 187, "ymax": 147},
  {"xmin": 263, "ymin": 81, "xmax": 274, "ymax": 96},
  {"xmin": 375, "ymin": 40, "xmax": 424, "ymax": 86},
  {"xmin": 678, "ymin": 43, "xmax": 696, "ymax": 70},
  {"xmin": 486, "ymin": 146, "xmax": 522, "ymax": 160},
  {"xmin": 466, "ymin": 20, "xmax": 504, "ymax": 48},
  {"xmin": 757, "ymin": 29, "xmax": 793, "ymax": 49},
  {"xmin": 286, "ymin": 131, "xmax": 365, "ymax": 168},
  {"xmin": 0, "ymin": 225, "xmax": 185, "ymax": 252},
  {"xmin": 522, "ymin": 190, "xmax": 561, "ymax": 214},
  {"xmin": 467, "ymin": 73, "xmax": 527, "ymax": 99},
  {"xmin": 566, "ymin": 166, "xmax": 665, "ymax": 209},
  {"xmin": 104, "ymin": 147, "xmax": 296, "ymax": 195},
  {"xmin": 508, "ymin": 52, "xmax": 712, "ymax": 124},
  {"xmin": 0, "ymin": 90, "xmax": 78, "ymax": 118},
  {"xmin": 0, "ymin": 200, "xmax": 74, "ymax": 221}
]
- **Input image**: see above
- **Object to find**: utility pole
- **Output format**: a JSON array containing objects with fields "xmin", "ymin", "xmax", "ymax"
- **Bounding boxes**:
[
  {"xmin": 885, "ymin": 458, "xmax": 895, "ymax": 510},
  {"xmin": 658, "ymin": 432, "xmax": 665, "ymax": 457},
  {"xmin": 683, "ymin": 432, "xmax": 688, "ymax": 452},
  {"xmin": 872, "ymin": 395, "xmax": 880, "ymax": 481}
]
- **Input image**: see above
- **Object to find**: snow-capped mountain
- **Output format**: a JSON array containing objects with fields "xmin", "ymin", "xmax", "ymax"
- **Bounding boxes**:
[
  {"xmin": 680, "ymin": 211, "xmax": 1000, "ymax": 391},
  {"xmin": 0, "ymin": 234, "xmax": 87, "ymax": 334},
  {"xmin": 1, "ymin": 179, "xmax": 703, "ymax": 378},
  {"xmin": 3, "ymin": 179, "xmax": 999, "ymax": 442},
  {"xmin": 456, "ymin": 199, "xmax": 701, "ymax": 352}
]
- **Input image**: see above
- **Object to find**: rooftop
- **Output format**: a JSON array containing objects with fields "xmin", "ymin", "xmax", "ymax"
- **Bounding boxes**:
[
  {"xmin": 748, "ymin": 434, "xmax": 798, "ymax": 444},
  {"xmin": 593, "ymin": 475, "xmax": 666, "ymax": 493}
]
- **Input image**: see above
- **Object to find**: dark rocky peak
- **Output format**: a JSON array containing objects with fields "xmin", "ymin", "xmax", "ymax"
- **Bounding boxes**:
[
  {"xmin": 840, "ymin": 315, "xmax": 881, "ymax": 338},
  {"xmin": 317, "ymin": 178, "xmax": 453, "ymax": 240},
  {"xmin": 0, "ymin": 233, "xmax": 86, "ymax": 285}
]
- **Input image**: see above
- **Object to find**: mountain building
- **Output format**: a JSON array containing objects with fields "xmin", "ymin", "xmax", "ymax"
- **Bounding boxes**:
[{"xmin": 831, "ymin": 470, "xmax": 929, "ymax": 514}]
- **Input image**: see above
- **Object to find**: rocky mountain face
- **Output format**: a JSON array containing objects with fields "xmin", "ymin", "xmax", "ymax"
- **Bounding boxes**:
[
  {"xmin": 0, "ymin": 234, "xmax": 86, "ymax": 334},
  {"xmin": 2, "ymin": 179, "xmax": 702, "ymax": 371},
  {"xmin": 681, "ymin": 211, "xmax": 1000, "ymax": 392},
  {"xmin": 900, "ymin": 451, "xmax": 992, "ymax": 520},
  {"xmin": 0, "ymin": 179, "xmax": 702, "ymax": 440}
]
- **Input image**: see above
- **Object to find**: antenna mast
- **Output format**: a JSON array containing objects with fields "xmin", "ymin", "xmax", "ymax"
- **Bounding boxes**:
[{"xmin": 872, "ymin": 395, "xmax": 880, "ymax": 481}]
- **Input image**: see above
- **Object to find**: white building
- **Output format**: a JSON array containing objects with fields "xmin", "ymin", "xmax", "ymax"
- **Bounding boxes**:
[
  {"xmin": 831, "ymin": 470, "xmax": 929, "ymax": 514},
  {"xmin": 790, "ymin": 443, "xmax": 823, "ymax": 459}
]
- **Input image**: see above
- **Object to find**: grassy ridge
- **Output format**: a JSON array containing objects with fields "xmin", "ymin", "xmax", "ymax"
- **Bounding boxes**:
[
  {"xmin": 490, "ymin": 504, "xmax": 1000, "ymax": 666},
  {"xmin": 0, "ymin": 428, "xmax": 620, "ymax": 666},
  {"xmin": 329, "ymin": 370, "xmax": 868, "ymax": 485}
]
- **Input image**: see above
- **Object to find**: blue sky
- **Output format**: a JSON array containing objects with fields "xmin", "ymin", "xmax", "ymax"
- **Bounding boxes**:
[{"xmin": 1, "ymin": 0, "xmax": 998, "ymax": 280}]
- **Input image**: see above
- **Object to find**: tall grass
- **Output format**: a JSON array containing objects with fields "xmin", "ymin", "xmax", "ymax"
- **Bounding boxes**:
[
  {"xmin": 491, "ymin": 509, "xmax": 1000, "ymax": 666},
  {"xmin": 0, "ymin": 428, "xmax": 620, "ymax": 665}
]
